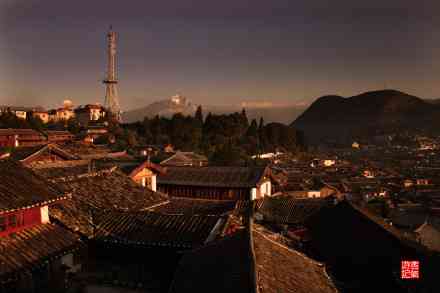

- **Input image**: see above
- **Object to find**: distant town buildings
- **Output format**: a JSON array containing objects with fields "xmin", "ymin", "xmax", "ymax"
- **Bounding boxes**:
[
  {"xmin": 74, "ymin": 104, "xmax": 106, "ymax": 126},
  {"xmin": 1, "ymin": 100, "xmax": 109, "ymax": 128},
  {"xmin": 32, "ymin": 109, "xmax": 49, "ymax": 123},
  {"xmin": 0, "ymin": 106, "xmax": 47, "ymax": 120},
  {"xmin": 50, "ymin": 106, "xmax": 75, "ymax": 121}
]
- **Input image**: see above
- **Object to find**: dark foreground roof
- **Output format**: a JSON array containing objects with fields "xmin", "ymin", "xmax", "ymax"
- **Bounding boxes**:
[
  {"xmin": 169, "ymin": 229, "xmax": 255, "ymax": 293},
  {"xmin": 0, "ymin": 223, "xmax": 81, "ymax": 277},
  {"xmin": 304, "ymin": 201, "xmax": 434, "ymax": 292},
  {"xmin": 158, "ymin": 166, "xmax": 269, "ymax": 188},
  {"xmin": 93, "ymin": 211, "xmax": 224, "ymax": 249},
  {"xmin": 170, "ymin": 224, "xmax": 338, "ymax": 293},
  {"xmin": 0, "ymin": 159, "xmax": 68, "ymax": 214}
]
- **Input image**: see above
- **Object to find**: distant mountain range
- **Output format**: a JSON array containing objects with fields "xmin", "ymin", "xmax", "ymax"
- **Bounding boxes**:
[
  {"xmin": 122, "ymin": 96, "xmax": 307, "ymax": 124},
  {"xmin": 122, "ymin": 95, "xmax": 196, "ymax": 123},
  {"xmin": 291, "ymin": 90, "xmax": 440, "ymax": 145}
]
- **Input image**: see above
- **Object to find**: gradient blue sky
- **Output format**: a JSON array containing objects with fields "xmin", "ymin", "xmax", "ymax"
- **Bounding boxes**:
[{"xmin": 1, "ymin": 0, "xmax": 439, "ymax": 110}]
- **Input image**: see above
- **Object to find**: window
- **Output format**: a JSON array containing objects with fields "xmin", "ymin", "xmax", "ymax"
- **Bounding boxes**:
[
  {"xmin": 0, "ymin": 217, "xmax": 5, "ymax": 232},
  {"xmin": 8, "ymin": 215, "xmax": 17, "ymax": 228}
]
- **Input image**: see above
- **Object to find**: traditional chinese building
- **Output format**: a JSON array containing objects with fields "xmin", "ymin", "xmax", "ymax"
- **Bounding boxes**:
[
  {"xmin": 119, "ymin": 160, "xmax": 164, "ymax": 191},
  {"xmin": 95, "ymin": 158, "xmax": 164, "ymax": 190},
  {"xmin": 9, "ymin": 143, "xmax": 79, "ymax": 167},
  {"xmin": 0, "ymin": 159, "xmax": 81, "ymax": 292},
  {"xmin": 157, "ymin": 166, "xmax": 273, "ymax": 200},
  {"xmin": 0, "ymin": 130, "xmax": 17, "ymax": 147},
  {"xmin": 35, "ymin": 164, "xmax": 167, "ymax": 237},
  {"xmin": 0, "ymin": 129, "xmax": 47, "ymax": 147},
  {"xmin": 87, "ymin": 210, "xmax": 228, "ymax": 291}
]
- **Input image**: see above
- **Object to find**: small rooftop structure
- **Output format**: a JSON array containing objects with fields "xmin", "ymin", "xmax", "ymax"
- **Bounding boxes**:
[{"xmin": 160, "ymin": 151, "xmax": 208, "ymax": 167}]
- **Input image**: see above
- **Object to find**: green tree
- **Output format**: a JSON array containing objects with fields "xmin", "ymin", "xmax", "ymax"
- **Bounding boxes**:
[
  {"xmin": 210, "ymin": 140, "xmax": 245, "ymax": 166},
  {"xmin": 258, "ymin": 117, "xmax": 268, "ymax": 152},
  {"xmin": 246, "ymin": 119, "xmax": 258, "ymax": 137},
  {"xmin": 195, "ymin": 105, "xmax": 203, "ymax": 125},
  {"xmin": 67, "ymin": 118, "xmax": 81, "ymax": 135},
  {"xmin": 126, "ymin": 129, "xmax": 138, "ymax": 147}
]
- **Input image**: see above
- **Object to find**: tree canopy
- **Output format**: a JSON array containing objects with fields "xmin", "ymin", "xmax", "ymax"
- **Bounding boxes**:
[{"xmin": 123, "ymin": 107, "xmax": 304, "ymax": 165}]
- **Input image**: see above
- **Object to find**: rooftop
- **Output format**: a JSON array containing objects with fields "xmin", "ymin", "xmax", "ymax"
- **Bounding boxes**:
[
  {"xmin": 256, "ymin": 196, "xmax": 334, "ymax": 225},
  {"xmin": 158, "ymin": 166, "xmax": 269, "ymax": 188},
  {"xmin": 9, "ymin": 143, "xmax": 79, "ymax": 163},
  {"xmin": 148, "ymin": 197, "xmax": 238, "ymax": 216},
  {"xmin": 48, "ymin": 168, "xmax": 167, "ymax": 237},
  {"xmin": 170, "ymin": 223, "xmax": 338, "ymax": 293},
  {"xmin": 253, "ymin": 226, "xmax": 338, "ymax": 293},
  {"xmin": 93, "ymin": 210, "xmax": 225, "ymax": 249},
  {"xmin": 0, "ymin": 223, "xmax": 81, "ymax": 277},
  {"xmin": 0, "ymin": 129, "xmax": 42, "ymax": 136},
  {"xmin": 0, "ymin": 159, "xmax": 68, "ymax": 214},
  {"xmin": 160, "ymin": 151, "xmax": 208, "ymax": 166}
]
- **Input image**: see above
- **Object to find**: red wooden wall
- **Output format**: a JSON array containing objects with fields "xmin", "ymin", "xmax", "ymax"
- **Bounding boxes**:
[{"xmin": 0, "ymin": 207, "xmax": 42, "ymax": 236}]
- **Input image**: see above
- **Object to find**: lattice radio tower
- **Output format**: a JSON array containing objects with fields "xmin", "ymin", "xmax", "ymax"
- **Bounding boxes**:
[{"xmin": 103, "ymin": 25, "xmax": 121, "ymax": 122}]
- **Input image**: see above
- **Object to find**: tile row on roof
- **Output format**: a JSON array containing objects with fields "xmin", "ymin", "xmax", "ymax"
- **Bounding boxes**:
[
  {"xmin": 256, "ymin": 196, "xmax": 334, "ymax": 225},
  {"xmin": 252, "ymin": 226, "xmax": 338, "ymax": 293},
  {"xmin": 0, "ymin": 129, "xmax": 42, "ymax": 136},
  {"xmin": 46, "ymin": 168, "xmax": 167, "ymax": 237},
  {"xmin": 34, "ymin": 161, "xmax": 114, "ymax": 182},
  {"xmin": 158, "ymin": 166, "xmax": 270, "ymax": 188},
  {"xmin": 97, "ymin": 159, "xmax": 165, "ymax": 177},
  {"xmin": 148, "ymin": 197, "xmax": 238, "ymax": 216},
  {"xmin": 10, "ymin": 143, "xmax": 79, "ymax": 163},
  {"xmin": 0, "ymin": 159, "xmax": 68, "ymax": 214},
  {"xmin": 0, "ymin": 223, "xmax": 81, "ymax": 277},
  {"xmin": 93, "ymin": 210, "xmax": 225, "ymax": 249},
  {"xmin": 60, "ymin": 142, "xmax": 116, "ymax": 159},
  {"xmin": 160, "ymin": 151, "xmax": 208, "ymax": 167}
]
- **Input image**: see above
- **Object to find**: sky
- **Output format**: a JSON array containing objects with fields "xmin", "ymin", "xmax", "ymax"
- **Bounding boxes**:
[{"xmin": 0, "ymin": 0, "xmax": 440, "ymax": 110}]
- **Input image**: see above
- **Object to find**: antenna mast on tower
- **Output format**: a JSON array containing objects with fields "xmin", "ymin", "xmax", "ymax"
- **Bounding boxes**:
[{"xmin": 103, "ymin": 25, "xmax": 121, "ymax": 122}]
